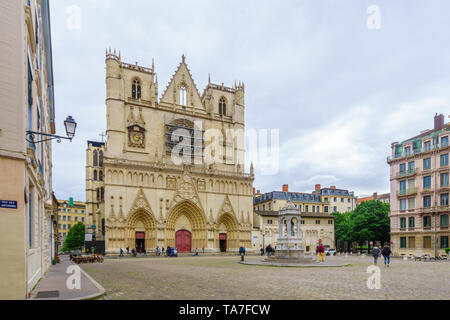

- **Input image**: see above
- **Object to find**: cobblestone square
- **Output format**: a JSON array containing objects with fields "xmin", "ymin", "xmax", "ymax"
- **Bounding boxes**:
[{"xmin": 80, "ymin": 255, "xmax": 450, "ymax": 300}]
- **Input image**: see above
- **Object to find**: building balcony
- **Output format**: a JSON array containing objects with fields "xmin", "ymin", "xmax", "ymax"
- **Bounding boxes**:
[
  {"xmin": 439, "ymin": 184, "xmax": 450, "ymax": 192},
  {"xmin": 397, "ymin": 187, "xmax": 417, "ymax": 197},
  {"xmin": 421, "ymin": 187, "xmax": 434, "ymax": 195},
  {"xmin": 387, "ymin": 143, "xmax": 449, "ymax": 162},
  {"xmin": 396, "ymin": 169, "xmax": 417, "ymax": 178},
  {"xmin": 437, "ymin": 205, "xmax": 449, "ymax": 213},
  {"xmin": 420, "ymin": 206, "xmax": 434, "ymax": 213}
]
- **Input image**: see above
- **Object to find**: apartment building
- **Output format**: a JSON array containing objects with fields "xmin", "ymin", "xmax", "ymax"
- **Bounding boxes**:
[
  {"xmin": 313, "ymin": 184, "xmax": 357, "ymax": 213},
  {"xmin": 0, "ymin": 0, "xmax": 56, "ymax": 298},
  {"xmin": 387, "ymin": 114, "xmax": 449, "ymax": 257},
  {"xmin": 56, "ymin": 199, "xmax": 86, "ymax": 247},
  {"xmin": 356, "ymin": 192, "xmax": 390, "ymax": 205}
]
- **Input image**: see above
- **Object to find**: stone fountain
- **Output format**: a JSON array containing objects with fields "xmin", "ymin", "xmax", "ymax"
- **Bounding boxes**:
[{"xmin": 265, "ymin": 199, "xmax": 313, "ymax": 263}]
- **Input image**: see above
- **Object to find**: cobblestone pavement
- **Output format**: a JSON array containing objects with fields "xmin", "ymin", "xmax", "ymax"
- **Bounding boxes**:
[{"xmin": 80, "ymin": 255, "xmax": 450, "ymax": 300}]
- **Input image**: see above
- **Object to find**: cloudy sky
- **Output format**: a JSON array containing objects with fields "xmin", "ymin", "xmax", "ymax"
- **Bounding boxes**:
[{"xmin": 50, "ymin": 0, "xmax": 450, "ymax": 201}]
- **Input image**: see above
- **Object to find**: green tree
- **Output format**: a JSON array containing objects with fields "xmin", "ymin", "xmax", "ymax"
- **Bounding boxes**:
[
  {"xmin": 350, "ymin": 200, "xmax": 390, "ymax": 251},
  {"xmin": 62, "ymin": 222, "xmax": 85, "ymax": 251},
  {"xmin": 332, "ymin": 211, "xmax": 355, "ymax": 251}
]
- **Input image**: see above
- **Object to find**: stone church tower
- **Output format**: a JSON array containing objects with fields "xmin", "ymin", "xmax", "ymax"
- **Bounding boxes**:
[{"xmin": 86, "ymin": 49, "xmax": 254, "ymax": 254}]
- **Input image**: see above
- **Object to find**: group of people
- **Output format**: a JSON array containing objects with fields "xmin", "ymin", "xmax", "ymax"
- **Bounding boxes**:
[
  {"xmin": 119, "ymin": 247, "xmax": 147, "ymax": 257},
  {"xmin": 371, "ymin": 243, "xmax": 392, "ymax": 266},
  {"xmin": 118, "ymin": 246, "xmax": 209, "ymax": 257},
  {"xmin": 238, "ymin": 246, "xmax": 246, "ymax": 255},
  {"xmin": 260, "ymin": 244, "xmax": 274, "ymax": 256}
]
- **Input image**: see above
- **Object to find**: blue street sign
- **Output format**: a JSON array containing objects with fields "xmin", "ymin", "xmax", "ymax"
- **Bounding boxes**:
[{"xmin": 0, "ymin": 200, "xmax": 18, "ymax": 209}]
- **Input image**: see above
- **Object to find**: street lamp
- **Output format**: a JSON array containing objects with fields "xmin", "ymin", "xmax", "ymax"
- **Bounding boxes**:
[
  {"xmin": 64, "ymin": 116, "xmax": 77, "ymax": 139},
  {"xmin": 26, "ymin": 116, "xmax": 77, "ymax": 144}
]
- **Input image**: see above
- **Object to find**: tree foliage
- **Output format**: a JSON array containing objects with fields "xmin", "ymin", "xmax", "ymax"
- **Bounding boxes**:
[
  {"xmin": 333, "ymin": 200, "xmax": 390, "ymax": 243},
  {"xmin": 62, "ymin": 222, "xmax": 85, "ymax": 251}
]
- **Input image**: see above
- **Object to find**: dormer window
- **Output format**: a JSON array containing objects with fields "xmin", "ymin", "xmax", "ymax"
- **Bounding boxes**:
[
  {"xmin": 180, "ymin": 85, "xmax": 187, "ymax": 106},
  {"xmin": 132, "ymin": 79, "xmax": 141, "ymax": 99},
  {"xmin": 219, "ymin": 97, "xmax": 226, "ymax": 115}
]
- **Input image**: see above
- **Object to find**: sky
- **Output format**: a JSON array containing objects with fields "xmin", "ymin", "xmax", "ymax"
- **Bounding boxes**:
[{"xmin": 49, "ymin": 0, "xmax": 450, "ymax": 201}]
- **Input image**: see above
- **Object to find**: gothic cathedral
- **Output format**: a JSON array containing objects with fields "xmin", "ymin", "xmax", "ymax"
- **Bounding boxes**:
[{"xmin": 85, "ymin": 50, "xmax": 254, "ymax": 254}]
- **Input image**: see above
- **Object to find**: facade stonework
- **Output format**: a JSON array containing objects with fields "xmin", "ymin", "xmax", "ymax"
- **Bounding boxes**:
[{"xmin": 86, "ymin": 51, "xmax": 254, "ymax": 253}]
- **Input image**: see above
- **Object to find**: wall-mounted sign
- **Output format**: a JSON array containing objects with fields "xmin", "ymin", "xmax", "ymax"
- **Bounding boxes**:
[
  {"xmin": 253, "ymin": 235, "xmax": 258, "ymax": 246},
  {"xmin": 0, "ymin": 200, "xmax": 18, "ymax": 209}
]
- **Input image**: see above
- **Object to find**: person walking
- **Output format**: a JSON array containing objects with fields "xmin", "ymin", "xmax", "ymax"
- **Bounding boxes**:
[
  {"xmin": 157, "ymin": 246, "xmax": 161, "ymax": 256},
  {"xmin": 239, "ymin": 246, "xmax": 243, "ymax": 256},
  {"xmin": 242, "ymin": 247, "xmax": 246, "ymax": 256},
  {"xmin": 372, "ymin": 244, "xmax": 381, "ymax": 265},
  {"xmin": 381, "ymin": 244, "xmax": 392, "ymax": 267},
  {"xmin": 260, "ymin": 246, "xmax": 264, "ymax": 256},
  {"xmin": 119, "ymin": 248, "xmax": 124, "ymax": 257},
  {"xmin": 162, "ymin": 247, "xmax": 165, "ymax": 255},
  {"xmin": 126, "ymin": 246, "xmax": 129, "ymax": 255},
  {"xmin": 318, "ymin": 243, "xmax": 325, "ymax": 262}
]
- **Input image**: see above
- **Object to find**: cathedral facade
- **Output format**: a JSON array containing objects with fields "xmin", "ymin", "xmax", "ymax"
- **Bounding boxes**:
[{"xmin": 86, "ymin": 50, "xmax": 254, "ymax": 254}]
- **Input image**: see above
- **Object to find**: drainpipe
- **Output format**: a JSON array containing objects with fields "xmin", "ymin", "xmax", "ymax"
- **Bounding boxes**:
[{"xmin": 434, "ymin": 212, "xmax": 438, "ymax": 258}]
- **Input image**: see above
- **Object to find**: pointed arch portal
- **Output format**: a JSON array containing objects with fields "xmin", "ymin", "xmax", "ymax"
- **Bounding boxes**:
[
  {"xmin": 166, "ymin": 200, "xmax": 207, "ymax": 252},
  {"xmin": 126, "ymin": 209, "xmax": 156, "ymax": 252},
  {"xmin": 216, "ymin": 212, "xmax": 239, "ymax": 251}
]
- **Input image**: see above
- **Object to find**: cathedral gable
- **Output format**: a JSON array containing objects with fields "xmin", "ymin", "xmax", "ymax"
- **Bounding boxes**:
[
  {"xmin": 128, "ymin": 188, "xmax": 155, "ymax": 218},
  {"xmin": 217, "ymin": 195, "xmax": 236, "ymax": 220},
  {"xmin": 160, "ymin": 55, "xmax": 204, "ymax": 111}
]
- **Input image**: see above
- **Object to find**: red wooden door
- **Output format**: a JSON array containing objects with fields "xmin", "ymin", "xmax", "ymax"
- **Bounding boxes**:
[{"xmin": 175, "ymin": 230, "xmax": 191, "ymax": 253}]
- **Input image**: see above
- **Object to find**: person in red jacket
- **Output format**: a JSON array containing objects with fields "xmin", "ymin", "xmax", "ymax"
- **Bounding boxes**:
[{"xmin": 318, "ymin": 243, "xmax": 325, "ymax": 262}]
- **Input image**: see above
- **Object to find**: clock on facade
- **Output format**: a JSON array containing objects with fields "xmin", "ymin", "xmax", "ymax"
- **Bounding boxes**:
[{"xmin": 127, "ymin": 125, "xmax": 145, "ymax": 148}]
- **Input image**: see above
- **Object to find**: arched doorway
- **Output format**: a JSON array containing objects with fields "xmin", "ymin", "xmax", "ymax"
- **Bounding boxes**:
[
  {"xmin": 126, "ymin": 209, "xmax": 156, "ymax": 251},
  {"xmin": 175, "ymin": 230, "xmax": 192, "ymax": 252},
  {"xmin": 219, "ymin": 233, "xmax": 227, "ymax": 252},
  {"xmin": 216, "ymin": 213, "xmax": 239, "ymax": 251},
  {"xmin": 166, "ymin": 200, "xmax": 207, "ymax": 251},
  {"xmin": 135, "ymin": 231, "xmax": 145, "ymax": 253}
]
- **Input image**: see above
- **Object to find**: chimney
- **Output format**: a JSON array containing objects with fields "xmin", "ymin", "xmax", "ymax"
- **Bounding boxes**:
[
  {"xmin": 282, "ymin": 184, "xmax": 289, "ymax": 192},
  {"xmin": 330, "ymin": 186, "xmax": 336, "ymax": 190},
  {"xmin": 315, "ymin": 184, "xmax": 321, "ymax": 193},
  {"xmin": 434, "ymin": 113, "xmax": 444, "ymax": 130}
]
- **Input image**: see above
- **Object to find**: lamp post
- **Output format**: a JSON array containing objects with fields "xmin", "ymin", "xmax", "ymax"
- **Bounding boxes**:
[{"xmin": 26, "ymin": 116, "xmax": 77, "ymax": 144}]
